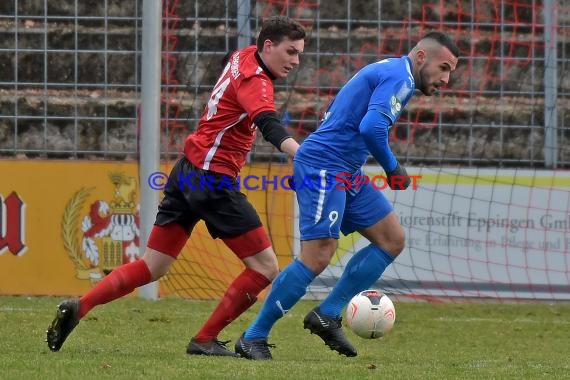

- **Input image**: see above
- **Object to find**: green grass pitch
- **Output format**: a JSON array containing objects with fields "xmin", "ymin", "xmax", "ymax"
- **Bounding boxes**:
[{"xmin": 1, "ymin": 295, "xmax": 569, "ymax": 379}]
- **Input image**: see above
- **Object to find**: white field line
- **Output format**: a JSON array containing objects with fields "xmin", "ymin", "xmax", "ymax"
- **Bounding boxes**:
[
  {"xmin": 435, "ymin": 316, "xmax": 570, "ymax": 325},
  {"xmin": 0, "ymin": 306, "xmax": 37, "ymax": 312}
]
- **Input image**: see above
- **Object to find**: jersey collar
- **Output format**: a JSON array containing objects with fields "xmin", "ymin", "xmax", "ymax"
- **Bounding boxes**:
[
  {"xmin": 404, "ymin": 55, "xmax": 413, "ymax": 75},
  {"xmin": 255, "ymin": 51, "xmax": 277, "ymax": 80}
]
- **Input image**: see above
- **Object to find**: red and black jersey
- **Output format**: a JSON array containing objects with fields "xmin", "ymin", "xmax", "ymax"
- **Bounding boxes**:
[{"xmin": 184, "ymin": 45, "xmax": 276, "ymax": 177}]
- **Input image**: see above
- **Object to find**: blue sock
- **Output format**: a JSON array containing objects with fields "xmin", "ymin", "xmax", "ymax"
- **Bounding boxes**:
[
  {"xmin": 319, "ymin": 244, "xmax": 395, "ymax": 318},
  {"xmin": 244, "ymin": 259, "xmax": 315, "ymax": 339}
]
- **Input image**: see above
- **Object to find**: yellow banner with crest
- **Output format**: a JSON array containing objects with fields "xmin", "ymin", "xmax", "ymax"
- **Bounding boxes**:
[{"xmin": 0, "ymin": 160, "xmax": 294, "ymax": 298}]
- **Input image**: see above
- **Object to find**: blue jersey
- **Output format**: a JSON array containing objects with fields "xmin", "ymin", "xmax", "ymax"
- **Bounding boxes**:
[{"xmin": 295, "ymin": 56, "xmax": 415, "ymax": 174}]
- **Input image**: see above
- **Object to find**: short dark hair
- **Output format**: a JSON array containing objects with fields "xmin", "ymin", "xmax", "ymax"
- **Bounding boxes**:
[
  {"xmin": 256, "ymin": 16, "xmax": 306, "ymax": 52},
  {"xmin": 422, "ymin": 31, "xmax": 460, "ymax": 58}
]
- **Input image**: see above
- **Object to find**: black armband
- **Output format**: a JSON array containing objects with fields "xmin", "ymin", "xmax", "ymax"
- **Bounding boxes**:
[{"xmin": 253, "ymin": 111, "xmax": 292, "ymax": 150}]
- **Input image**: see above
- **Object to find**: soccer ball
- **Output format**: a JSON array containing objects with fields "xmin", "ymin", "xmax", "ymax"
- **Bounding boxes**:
[{"xmin": 345, "ymin": 290, "xmax": 396, "ymax": 339}]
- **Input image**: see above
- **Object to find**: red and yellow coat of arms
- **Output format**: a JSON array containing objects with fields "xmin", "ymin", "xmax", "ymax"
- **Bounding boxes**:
[{"xmin": 61, "ymin": 172, "xmax": 140, "ymax": 283}]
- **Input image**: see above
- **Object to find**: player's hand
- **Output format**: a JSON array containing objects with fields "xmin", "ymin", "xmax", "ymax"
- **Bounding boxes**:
[{"xmin": 387, "ymin": 163, "xmax": 411, "ymax": 190}]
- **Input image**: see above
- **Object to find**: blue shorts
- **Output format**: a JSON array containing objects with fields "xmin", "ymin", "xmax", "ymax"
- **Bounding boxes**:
[{"xmin": 293, "ymin": 161, "xmax": 393, "ymax": 240}]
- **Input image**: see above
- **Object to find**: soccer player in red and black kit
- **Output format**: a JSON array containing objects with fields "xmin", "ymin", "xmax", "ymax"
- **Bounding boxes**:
[{"xmin": 46, "ymin": 16, "xmax": 305, "ymax": 357}]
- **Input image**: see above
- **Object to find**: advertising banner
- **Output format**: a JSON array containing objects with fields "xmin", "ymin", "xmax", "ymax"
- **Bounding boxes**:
[
  {"xmin": 0, "ymin": 160, "xmax": 142, "ymax": 295},
  {"xmin": 0, "ymin": 160, "xmax": 293, "ymax": 297},
  {"xmin": 299, "ymin": 166, "xmax": 570, "ymax": 301}
]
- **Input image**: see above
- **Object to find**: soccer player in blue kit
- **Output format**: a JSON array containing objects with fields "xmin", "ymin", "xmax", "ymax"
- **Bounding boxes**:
[{"xmin": 235, "ymin": 31, "xmax": 460, "ymax": 359}]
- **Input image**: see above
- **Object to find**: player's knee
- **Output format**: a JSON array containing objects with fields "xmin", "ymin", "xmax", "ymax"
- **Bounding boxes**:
[
  {"xmin": 243, "ymin": 247, "xmax": 279, "ymax": 281},
  {"xmin": 384, "ymin": 225, "xmax": 405, "ymax": 257},
  {"xmin": 258, "ymin": 256, "xmax": 279, "ymax": 281},
  {"xmin": 300, "ymin": 238, "xmax": 337, "ymax": 274},
  {"xmin": 265, "ymin": 265, "xmax": 279, "ymax": 281},
  {"xmin": 310, "ymin": 255, "xmax": 332, "ymax": 274},
  {"xmin": 247, "ymin": 263, "xmax": 278, "ymax": 281},
  {"xmin": 149, "ymin": 267, "xmax": 168, "ymax": 281},
  {"xmin": 142, "ymin": 249, "xmax": 175, "ymax": 281}
]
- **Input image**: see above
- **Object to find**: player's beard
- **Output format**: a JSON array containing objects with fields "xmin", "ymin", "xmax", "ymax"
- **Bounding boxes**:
[{"xmin": 417, "ymin": 66, "xmax": 435, "ymax": 96}]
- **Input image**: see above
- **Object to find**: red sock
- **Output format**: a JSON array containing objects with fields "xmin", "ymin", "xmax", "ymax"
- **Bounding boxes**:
[
  {"xmin": 79, "ymin": 259, "xmax": 151, "ymax": 318},
  {"xmin": 194, "ymin": 268, "xmax": 270, "ymax": 342}
]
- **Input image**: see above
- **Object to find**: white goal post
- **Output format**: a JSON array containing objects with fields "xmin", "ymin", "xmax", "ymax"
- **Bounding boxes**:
[{"xmin": 138, "ymin": 0, "xmax": 162, "ymax": 300}]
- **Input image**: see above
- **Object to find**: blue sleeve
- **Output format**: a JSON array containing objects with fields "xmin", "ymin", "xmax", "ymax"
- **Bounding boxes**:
[
  {"xmin": 359, "ymin": 109, "xmax": 398, "ymax": 173},
  {"xmin": 369, "ymin": 78, "xmax": 412, "ymax": 124}
]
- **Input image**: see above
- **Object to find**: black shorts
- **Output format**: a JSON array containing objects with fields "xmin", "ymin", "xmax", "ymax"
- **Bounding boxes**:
[{"xmin": 155, "ymin": 156, "xmax": 263, "ymax": 238}]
